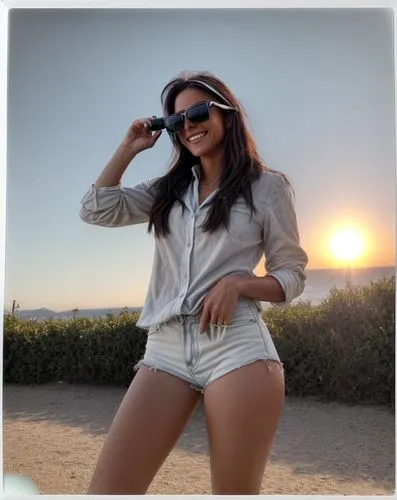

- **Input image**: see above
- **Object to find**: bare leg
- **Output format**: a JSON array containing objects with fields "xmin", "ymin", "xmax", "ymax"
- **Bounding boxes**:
[
  {"xmin": 87, "ymin": 366, "xmax": 201, "ymax": 495},
  {"xmin": 204, "ymin": 360, "xmax": 285, "ymax": 494}
]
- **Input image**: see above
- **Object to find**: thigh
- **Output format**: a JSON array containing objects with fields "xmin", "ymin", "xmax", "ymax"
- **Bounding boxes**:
[
  {"xmin": 88, "ymin": 366, "xmax": 201, "ymax": 495},
  {"xmin": 203, "ymin": 360, "xmax": 285, "ymax": 495}
]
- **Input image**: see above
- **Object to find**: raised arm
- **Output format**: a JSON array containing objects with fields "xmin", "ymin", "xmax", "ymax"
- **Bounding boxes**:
[{"xmin": 79, "ymin": 117, "xmax": 162, "ymax": 228}]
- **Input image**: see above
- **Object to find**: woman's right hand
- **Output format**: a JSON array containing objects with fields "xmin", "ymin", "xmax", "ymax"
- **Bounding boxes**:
[{"xmin": 121, "ymin": 117, "xmax": 162, "ymax": 155}]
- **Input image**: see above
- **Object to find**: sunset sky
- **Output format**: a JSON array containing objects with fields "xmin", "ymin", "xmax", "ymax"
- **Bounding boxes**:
[{"xmin": 3, "ymin": 8, "xmax": 395, "ymax": 311}]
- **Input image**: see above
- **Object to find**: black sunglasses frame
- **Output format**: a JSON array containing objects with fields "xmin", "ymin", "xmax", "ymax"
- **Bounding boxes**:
[{"xmin": 148, "ymin": 100, "xmax": 238, "ymax": 135}]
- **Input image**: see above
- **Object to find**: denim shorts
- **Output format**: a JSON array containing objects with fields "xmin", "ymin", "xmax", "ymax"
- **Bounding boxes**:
[{"xmin": 134, "ymin": 300, "xmax": 283, "ymax": 393}]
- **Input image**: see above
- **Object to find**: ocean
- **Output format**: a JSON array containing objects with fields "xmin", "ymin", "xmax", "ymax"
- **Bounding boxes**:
[
  {"xmin": 8, "ymin": 266, "xmax": 395, "ymax": 320},
  {"xmin": 289, "ymin": 266, "xmax": 395, "ymax": 307}
]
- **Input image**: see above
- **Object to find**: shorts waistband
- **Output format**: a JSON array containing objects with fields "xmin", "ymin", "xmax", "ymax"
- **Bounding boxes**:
[
  {"xmin": 170, "ymin": 300, "xmax": 261, "ymax": 326},
  {"xmin": 174, "ymin": 313, "xmax": 201, "ymax": 324}
]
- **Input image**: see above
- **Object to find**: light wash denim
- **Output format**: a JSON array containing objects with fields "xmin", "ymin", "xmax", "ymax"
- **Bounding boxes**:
[
  {"xmin": 79, "ymin": 165, "xmax": 308, "ymax": 330},
  {"xmin": 134, "ymin": 298, "xmax": 283, "ymax": 393}
]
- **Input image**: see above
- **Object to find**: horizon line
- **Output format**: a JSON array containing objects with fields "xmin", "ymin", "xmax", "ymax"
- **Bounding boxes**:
[{"xmin": 4, "ymin": 264, "xmax": 395, "ymax": 314}]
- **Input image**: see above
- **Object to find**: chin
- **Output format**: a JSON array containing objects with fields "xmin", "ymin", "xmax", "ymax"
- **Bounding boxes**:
[{"xmin": 187, "ymin": 144, "xmax": 216, "ymax": 157}]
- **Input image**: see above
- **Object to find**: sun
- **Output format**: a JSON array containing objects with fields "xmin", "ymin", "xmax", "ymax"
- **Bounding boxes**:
[{"xmin": 330, "ymin": 229, "xmax": 365, "ymax": 263}]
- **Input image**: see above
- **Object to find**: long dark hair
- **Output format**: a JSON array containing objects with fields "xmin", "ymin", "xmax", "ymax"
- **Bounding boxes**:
[{"xmin": 147, "ymin": 71, "xmax": 291, "ymax": 239}]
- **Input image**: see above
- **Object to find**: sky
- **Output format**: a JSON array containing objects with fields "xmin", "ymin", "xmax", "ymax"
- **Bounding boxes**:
[{"xmin": 3, "ymin": 7, "xmax": 396, "ymax": 311}]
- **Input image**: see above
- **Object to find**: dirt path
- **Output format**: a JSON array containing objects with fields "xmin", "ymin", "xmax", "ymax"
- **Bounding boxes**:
[{"xmin": 3, "ymin": 383, "xmax": 395, "ymax": 495}]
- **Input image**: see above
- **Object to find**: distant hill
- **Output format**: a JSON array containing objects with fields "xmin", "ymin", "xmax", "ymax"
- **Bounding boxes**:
[
  {"xmin": 4, "ymin": 307, "xmax": 143, "ymax": 320},
  {"xmin": 4, "ymin": 267, "xmax": 394, "ymax": 321},
  {"xmin": 3, "ymin": 301, "xmax": 275, "ymax": 321}
]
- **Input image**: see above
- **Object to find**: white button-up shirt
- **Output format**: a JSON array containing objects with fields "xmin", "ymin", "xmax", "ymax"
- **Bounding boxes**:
[{"xmin": 80, "ymin": 165, "xmax": 308, "ymax": 329}]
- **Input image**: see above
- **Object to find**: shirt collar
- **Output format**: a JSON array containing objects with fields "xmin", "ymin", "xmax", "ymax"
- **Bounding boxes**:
[{"xmin": 191, "ymin": 164, "xmax": 201, "ymax": 182}]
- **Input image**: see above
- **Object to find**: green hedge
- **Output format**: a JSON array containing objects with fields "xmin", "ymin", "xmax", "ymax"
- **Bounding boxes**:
[
  {"xmin": 3, "ymin": 310, "xmax": 146, "ymax": 386},
  {"xmin": 3, "ymin": 277, "xmax": 395, "ymax": 407},
  {"xmin": 264, "ymin": 276, "xmax": 395, "ymax": 407}
]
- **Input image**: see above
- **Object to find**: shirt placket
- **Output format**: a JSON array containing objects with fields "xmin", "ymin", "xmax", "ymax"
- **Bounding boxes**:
[
  {"xmin": 177, "ymin": 170, "xmax": 219, "ymax": 312},
  {"xmin": 176, "ymin": 187, "xmax": 196, "ymax": 309}
]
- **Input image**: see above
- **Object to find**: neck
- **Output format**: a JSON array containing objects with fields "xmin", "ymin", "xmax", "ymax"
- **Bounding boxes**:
[{"xmin": 199, "ymin": 150, "xmax": 223, "ymax": 185}]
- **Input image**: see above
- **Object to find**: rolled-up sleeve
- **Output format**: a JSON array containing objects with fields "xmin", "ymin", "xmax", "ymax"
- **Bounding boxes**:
[
  {"xmin": 79, "ymin": 177, "xmax": 160, "ymax": 227},
  {"xmin": 262, "ymin": 174, "xmax": 309, "ymax": 307}
]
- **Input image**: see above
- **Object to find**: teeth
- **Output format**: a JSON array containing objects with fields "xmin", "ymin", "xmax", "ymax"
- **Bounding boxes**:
[{"xmin": 188, "ymin": 132, "xmax": 206, "ymax": 142}]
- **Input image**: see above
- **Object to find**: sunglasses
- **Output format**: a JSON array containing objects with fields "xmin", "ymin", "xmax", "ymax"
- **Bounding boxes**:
[{"xmin": 150, "ymin": 100, "xmax": 238, "ymax": 135}]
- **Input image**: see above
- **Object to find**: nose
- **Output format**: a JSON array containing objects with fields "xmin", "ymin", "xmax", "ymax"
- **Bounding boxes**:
[{"xmin": 183, "ymin": 115, "xmax": 197, "ymax": 132}]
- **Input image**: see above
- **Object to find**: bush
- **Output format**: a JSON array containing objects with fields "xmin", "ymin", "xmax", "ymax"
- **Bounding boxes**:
[
  {"xmin": 3, "ymin": 278, "xmax": 395, "ymax": 407},
  {"xmin": 264, "ymin": 276, "xmax": 395, "ymax": 407},
  {"xmin": 3, "ymin": 309, "xmax": 146, "ymax": 387}
]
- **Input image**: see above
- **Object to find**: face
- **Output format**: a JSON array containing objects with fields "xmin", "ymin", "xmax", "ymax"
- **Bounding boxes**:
[{"xmin": 173, "ymin": 87, "xmax": 226, "ymax": 159}]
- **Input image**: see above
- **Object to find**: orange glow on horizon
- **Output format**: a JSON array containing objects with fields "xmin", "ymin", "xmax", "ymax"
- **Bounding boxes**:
[{"xmin": 254, "ymin": 222, "xmax": 394, "ymax": 272}]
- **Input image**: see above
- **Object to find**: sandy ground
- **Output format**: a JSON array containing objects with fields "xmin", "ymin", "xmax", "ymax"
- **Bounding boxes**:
[{"xmin": 3, "ymin": 383, "xmax": 395, "ymax": 495}]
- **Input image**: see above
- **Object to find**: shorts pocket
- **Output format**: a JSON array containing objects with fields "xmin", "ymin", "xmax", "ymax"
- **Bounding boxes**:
[
  {"xmin": 229, "ymin": 302, "xmax": 258, "ymax": 326},
  {"xmin": 210, "ymin": 316, "xmax": 257, "ymax": 341},
  {"xmin": 256, "ymin": 319, "xmax": 281, "ymax": 361},
  {"xmin": 229, "ymin": 316, "xmax": 257, "ymax": 327}
]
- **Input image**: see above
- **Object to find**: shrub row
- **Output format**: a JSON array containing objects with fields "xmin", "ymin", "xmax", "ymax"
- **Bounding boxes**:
[
  {"xmin": 3, "ymin": 310, "xmax": 146, "ymax": 386},
  {"xmin": 3, "ymin": 277, "xmax": 395, "ymax": 407},
  {"xmin": 265, "ymin": 276, "xmax": 395, "ymax": 407}
]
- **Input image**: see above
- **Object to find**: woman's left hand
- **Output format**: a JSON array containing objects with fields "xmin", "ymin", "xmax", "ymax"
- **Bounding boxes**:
[{"xmin": 199, "ymin": 275, "xmax": 242, "ymax": 334}]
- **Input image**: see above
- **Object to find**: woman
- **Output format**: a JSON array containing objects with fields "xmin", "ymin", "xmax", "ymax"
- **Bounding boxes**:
[{"xmin": 80, "ymin": 71, "xmax": 308, "ymax": 495}]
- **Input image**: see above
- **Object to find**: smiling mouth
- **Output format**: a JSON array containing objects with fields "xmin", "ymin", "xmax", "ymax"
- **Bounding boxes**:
[{"xmin": 187, "ymin": 131, "xmax": 208, "ymax": 143}]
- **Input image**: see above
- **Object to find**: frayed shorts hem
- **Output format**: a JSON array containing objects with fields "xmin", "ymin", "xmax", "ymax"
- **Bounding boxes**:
[
  {"xmin": 133, "ymin": 359, "xmax": 199, "ymax": 391},
  {"xmin": 134, "ymin": 356, "xmax": 284, "ymax": 395},
  {"xmin": 203, "ymin": 356, "xmax": 284, "ymax": 392}
]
